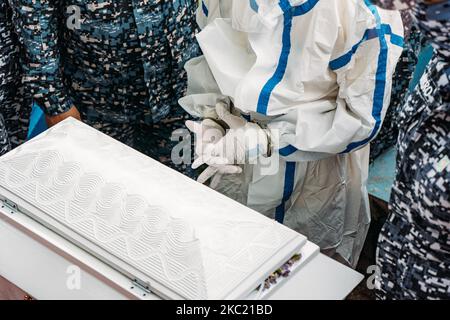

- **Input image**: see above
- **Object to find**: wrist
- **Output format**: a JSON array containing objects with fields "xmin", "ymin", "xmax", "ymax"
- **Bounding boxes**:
[
  {"xmin": 45, "ymin": 106, "xmax": 81, "ymax": 127},
  {"xmin": 35, "ymin": 91, "xmax": 74, "ymax": 117}
]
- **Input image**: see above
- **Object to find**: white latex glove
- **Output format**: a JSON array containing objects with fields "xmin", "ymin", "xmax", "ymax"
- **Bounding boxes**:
[
  {"xmin": 207, "ymin": 103, "xmax": 269, "ymax": 166},
  {"xmin": 186, "ymin": 118, "xmax": 225, "ymax": 163},
  {"xmin": 186, "ymin": 116, "xmax": 242, "ymax": 188},
  {"xmin": 196, "ymin": 164, "xmax": 242, "ymax": 189}
]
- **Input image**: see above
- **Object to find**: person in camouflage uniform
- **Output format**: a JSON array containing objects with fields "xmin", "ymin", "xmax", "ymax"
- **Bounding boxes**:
[
  {"xmin": 8, "ymin": 0, "xmax": 200, "ymax": 175},
  {"xmin": 373, "ymin": 0, "xmax": 450, "ymax": 300},
  {"xmin": 0, "ymin": 0, "xmax": 30, "ymax": 153}
]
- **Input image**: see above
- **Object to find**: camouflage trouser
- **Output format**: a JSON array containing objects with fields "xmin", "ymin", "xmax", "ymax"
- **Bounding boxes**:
[
  {"xmin": 0, "ymin": 114, "xmax": 11, "ymax": 156},
  {"xmin": 85, "ymin": 107, "xmax": 195, "ymax": 178},
  {"xmin": 376, "ymin": 213, "xmax": 450, "ymax": 300},
  {"xmin": 3, "ymin": 89, "xmax": 30, "ymax": 149},
  {"xmin": 376, "ymin": 56, "xmax": 450, "ymax": 300},
  {"xmin": 0, "ymin": 82, "xmax": 30, "ymax": 152}
]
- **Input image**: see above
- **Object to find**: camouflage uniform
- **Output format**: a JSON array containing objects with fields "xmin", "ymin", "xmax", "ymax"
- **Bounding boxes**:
[
  {"xmin": 0, "ymin": 0, "xmax": 29, "ymax": 151},
  {"xmin": 9, "ymin": 0, "xmax": 199, "ymax": 175},
  {"xmin": 376, "ymin": 1, "xmax": 450, "ymax": 300},
  {"xmin": 0, "ymin": 115, "xmax": 10, "ymax": 156},
  {"xmin": 0, "ymin": 0, "xmax": 11, "ymax": 155}
]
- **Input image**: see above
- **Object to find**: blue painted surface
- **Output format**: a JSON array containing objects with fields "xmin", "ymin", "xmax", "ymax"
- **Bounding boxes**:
[
  {"xmin": 368, "ymin": 146, "xmax": 397, "ymax": 202},
  {"xmin": 27, "ymin": 103, "xmax": 48, "ymax": 140},
  {"xmin": 409, "ymin": 45, "xmax": 434, "ymax": 92}
]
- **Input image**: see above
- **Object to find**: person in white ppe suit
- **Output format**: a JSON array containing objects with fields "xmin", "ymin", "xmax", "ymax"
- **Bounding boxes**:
[{"xmin": 180, "ymin": 0, "xmax": 404, "ymax": 267}]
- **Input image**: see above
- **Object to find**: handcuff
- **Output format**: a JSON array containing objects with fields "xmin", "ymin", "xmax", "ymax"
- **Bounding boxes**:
[{"xmin": 256, "ymin": 122, "xmax": 273, "ymax": 158}]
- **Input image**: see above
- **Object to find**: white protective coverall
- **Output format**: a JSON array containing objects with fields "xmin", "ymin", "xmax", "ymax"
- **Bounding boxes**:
[{"xmin": 179, "ymin": 0, "xmax": 404, "ymax": 267}]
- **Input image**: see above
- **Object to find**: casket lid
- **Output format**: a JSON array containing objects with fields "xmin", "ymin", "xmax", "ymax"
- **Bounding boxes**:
[{"xmin": 0, "ymin": 118, "xmax": 306, "ymax": 300}]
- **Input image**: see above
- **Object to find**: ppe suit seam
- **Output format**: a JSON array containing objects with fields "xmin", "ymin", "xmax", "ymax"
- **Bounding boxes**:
[
  {"xmin": 256, "ymin": 0, "xmax": 320, "ymax": 115},
  {"xmin": 340, "ymin": 0, "xmax": 390, "ymax": 153},
  {"xmin": 330, "ymin": 24, "xmax": 404, "ymax": 71},
  {"xmin": 201, "ymin": 0, "xmax": 208, "ymax": 17}
]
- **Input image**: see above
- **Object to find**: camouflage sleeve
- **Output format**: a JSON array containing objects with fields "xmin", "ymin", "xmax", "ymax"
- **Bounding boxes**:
[
  {"xmin": 145, "ymin": 0, "xmax": 200, "ymax": 122},
  {"xmin": 10, "ymin": 0, "xmax": 73, "ymax": 116},
  {"xmin": 165, "ymin": 1, "xmax": 200, "ymax": 112}
]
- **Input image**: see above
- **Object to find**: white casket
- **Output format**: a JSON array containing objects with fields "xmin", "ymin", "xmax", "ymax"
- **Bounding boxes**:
[{"xmin": 0, "ymin": 118, "xmax": 326, "ymax": 300}]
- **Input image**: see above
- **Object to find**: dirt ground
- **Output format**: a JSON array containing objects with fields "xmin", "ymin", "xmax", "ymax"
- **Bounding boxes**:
[
  {"xmin": 0, "ymin": 276, "xmax": 32, "ymax": 300},
  {"xmin": 347, "ymin": 196, "xmax": 389, "ymax": 300}
]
